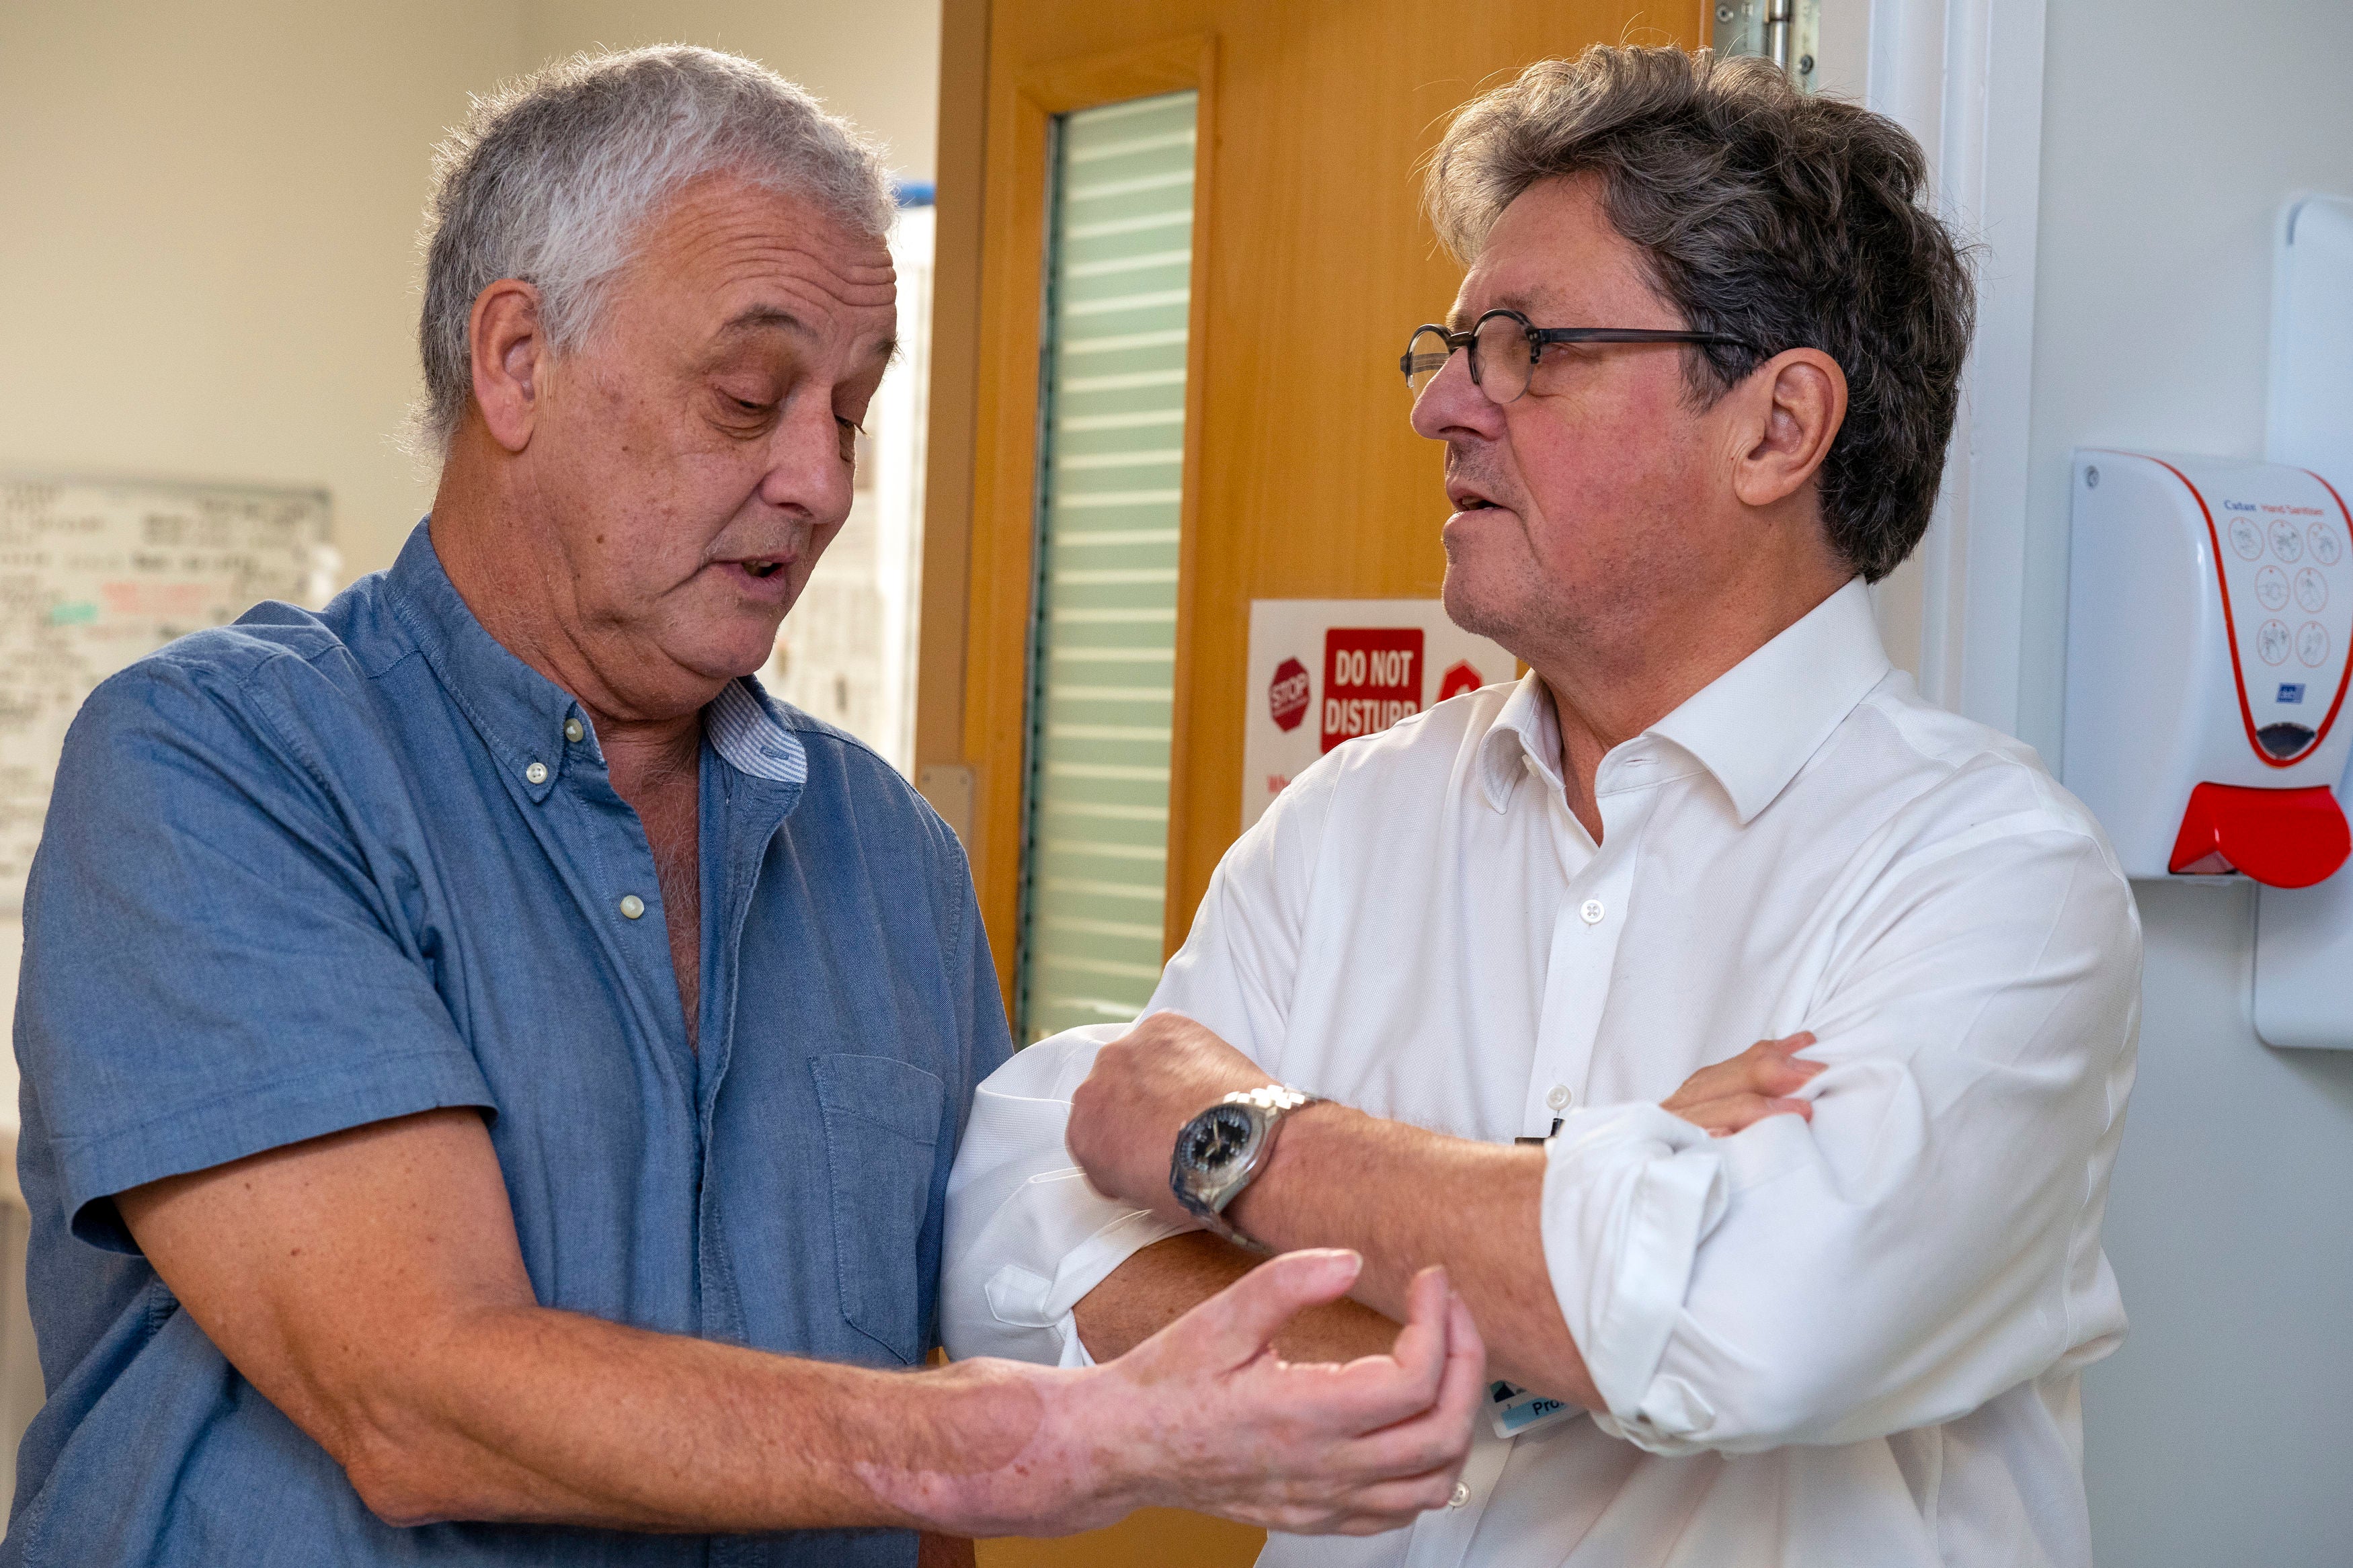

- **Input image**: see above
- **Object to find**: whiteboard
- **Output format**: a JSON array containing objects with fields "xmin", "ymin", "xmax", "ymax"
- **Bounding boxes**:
[{"xmin": 0, "ymin": 478, "xmax": 337, "ymax": 911}]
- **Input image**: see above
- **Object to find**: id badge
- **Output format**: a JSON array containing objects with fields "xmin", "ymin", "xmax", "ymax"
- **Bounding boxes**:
[{"xmin": 1486, "ymin": 1379, "xmax": 1581, "ymax": 1440}]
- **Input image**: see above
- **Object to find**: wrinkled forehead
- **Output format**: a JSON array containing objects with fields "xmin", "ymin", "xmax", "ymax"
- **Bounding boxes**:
[{"xmin": 611, "ymin": 173, "xmax": 899, "ymax": 357}]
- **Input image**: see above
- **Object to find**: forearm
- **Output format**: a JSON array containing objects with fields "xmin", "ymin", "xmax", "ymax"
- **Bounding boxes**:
[
  {"xmin": 1073, "ymin": 1233, "xmax": 1401, "ymax": 1364},
  {"xmin": 342, "ymin": 1303, "xmax": 1111, "ymax": 1536},
  {"xmin": 1226, "ymin": 1105, "xmax": 1598, "ymax": 1407}
]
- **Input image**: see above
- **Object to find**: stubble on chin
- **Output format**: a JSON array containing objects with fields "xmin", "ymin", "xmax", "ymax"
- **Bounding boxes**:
[{"xmin": 1441, "ymin": 532, "xmax": 1572, "ymax": 663}]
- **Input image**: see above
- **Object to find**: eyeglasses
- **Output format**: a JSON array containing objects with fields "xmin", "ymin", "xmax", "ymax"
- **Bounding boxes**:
[{"xmin": 1400, "ymin": 308, "xmax": 1753, "ymax": 403}]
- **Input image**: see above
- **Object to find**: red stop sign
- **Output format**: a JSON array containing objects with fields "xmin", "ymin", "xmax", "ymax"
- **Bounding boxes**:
[
  {"xmin": 1437, "ymin": 659, "xmax": 1484, "ymax": 702},
  {"xmin": 1322, "ymin": 627, "xmax": 1424, "ymax": 753},
  {"xmin": 1268, "ymin": 656, "xmax": 1310, "ymax": 733}
]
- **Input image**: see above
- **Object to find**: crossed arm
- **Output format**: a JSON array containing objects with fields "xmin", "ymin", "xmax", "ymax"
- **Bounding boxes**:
[
  {"xmin": 1064, "ymin": 1020, "xmax": 1821, "ymax": 1402},
  {"xmin": 119, "ymin": 1104, "xmax": 1488, "ymax": 1539}
]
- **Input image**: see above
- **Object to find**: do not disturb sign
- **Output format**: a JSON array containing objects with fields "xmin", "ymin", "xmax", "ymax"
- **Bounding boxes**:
[
  {"xmin": 1323, "ymin": 628, "xmax": 1423, "ymax": 752},
  {"xmin": 1242, "ymin": 600, "xmax": 1517, "ymax": 832}
]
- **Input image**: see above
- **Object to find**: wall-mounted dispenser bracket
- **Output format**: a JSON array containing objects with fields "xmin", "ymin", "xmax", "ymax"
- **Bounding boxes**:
[{"xmin": 2255, "ymin": 193, "xmax": 2353, "ymax": 1050}]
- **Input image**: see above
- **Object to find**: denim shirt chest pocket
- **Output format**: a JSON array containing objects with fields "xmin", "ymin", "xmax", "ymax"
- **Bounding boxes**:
[{"xmin": 807, "ymin": 1054, "xmax": 946, "ymax": 1365}]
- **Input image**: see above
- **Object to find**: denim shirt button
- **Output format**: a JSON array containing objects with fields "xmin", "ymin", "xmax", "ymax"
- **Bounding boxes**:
[{"xmin": 618, "ymin": 894, "xmax": 645, "ymax": 920}]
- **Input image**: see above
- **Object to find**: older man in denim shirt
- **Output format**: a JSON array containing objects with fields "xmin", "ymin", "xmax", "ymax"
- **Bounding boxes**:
[{"xmin": 7, "ymin": 47, "xmax": 1481, "ymax": 1567}]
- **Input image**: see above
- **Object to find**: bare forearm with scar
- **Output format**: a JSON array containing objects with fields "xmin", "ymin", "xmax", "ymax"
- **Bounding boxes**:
[{"xmin": 122, "ymin": 1108, "xmax": 1489, "ymax": 1539}]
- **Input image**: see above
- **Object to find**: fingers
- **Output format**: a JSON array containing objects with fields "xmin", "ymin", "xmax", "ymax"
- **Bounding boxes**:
[
  {"xmin": 1326, "ymin": 1285, "xmax": 1486, "ymax": 1479},
  {"xmin": 1680, "ymin": 1092, "xmax": 1813, "ymax": 1137},
  {"xmin": 1204, "ymin": 1264, "xmax": 1474, "ymax": 1449},
  {"xmin": 1134, "ymin": 1264, "xmax": 1480, "ymax": 1537},
  {"xmin": 1239, "ymin": 1297, "xmax": 1483, "ymax": 1535},
  {"xmin": 1372, "ymin": 1264, "xmax": 1449, "ymax": 1380},
  {"xmin": 1158, "ymin": 1249, "xmax": 1365, "ymax": 1369},
  {"xmin": 1662, "ymin": 1032, "xmax": 1823, "ymax": 1128},
  {"xmin": 1287, "ymin": 1463, "xmax": 1465, "ymax": 1534},
  {"xmin": 1287, "ymin": 1266, "xmax": 1456, "ymax": 1434},
  {"xmin": 1437, "ymin": 1286, "xmax": 1486, "ymax": 1427}
]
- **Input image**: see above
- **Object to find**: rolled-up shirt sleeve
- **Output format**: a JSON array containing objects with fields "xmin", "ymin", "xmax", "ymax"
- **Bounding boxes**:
[
  {"xmin": 939, "ymin": 1027, "xmax": 1186, "ymax": 1365},
  {"xmin": 1544, "ymin": 815, "xmax": 2141, "ymax": 1454},
  {"xmin": 940, "ymin": 755, "xmax": 1338, "ymax": 1366}
]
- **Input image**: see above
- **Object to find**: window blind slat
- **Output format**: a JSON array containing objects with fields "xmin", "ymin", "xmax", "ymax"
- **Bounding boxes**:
[{"xmin": 1016, "ymin": 91, "xmax": 1199, "ymax": 1044}]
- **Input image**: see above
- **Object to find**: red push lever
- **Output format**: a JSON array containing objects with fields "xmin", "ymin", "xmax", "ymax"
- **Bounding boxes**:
[{"xmin": 2168, "ymin": 782, "xmax": 2351, "ymax": 887}]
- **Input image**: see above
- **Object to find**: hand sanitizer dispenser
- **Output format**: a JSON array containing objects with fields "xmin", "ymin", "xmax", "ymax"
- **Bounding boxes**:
[{"xmin": 2063, "ymin": 450, "xmax": 2353, "ymax": 887}]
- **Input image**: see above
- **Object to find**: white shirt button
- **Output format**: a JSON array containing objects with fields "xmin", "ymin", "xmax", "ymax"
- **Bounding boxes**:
[
  {"xmin": 564, "ymin": 718, "xmax": 586, "ymax": 743},
  {"xmin": 524, "ymin": 761, "xmax": 549, "ymax": 785},
  {"xmin": 618, "ymin": 894, "xmax": 646, "ymax": 920},
  {"xmin": 1580, "ymin": 898, "xmax": 1605, "ymax": 925},
  {"xmin": 1546, "ymin": 1083, "xmax": 1571, "ymax": 1112},
  {"xmin": 1449, "ymin": 1481, "xmax": 1470, "ymax": 1509}
]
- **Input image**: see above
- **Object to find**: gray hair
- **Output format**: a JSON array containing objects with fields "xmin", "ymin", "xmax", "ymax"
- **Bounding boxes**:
[
  {"xmin": 1425, "ymin": 47, "xmax": 1975, "ymax": 583},
  {"xmin": 414, "ymin": 44, "xmax": 893, "ymax": 457}
]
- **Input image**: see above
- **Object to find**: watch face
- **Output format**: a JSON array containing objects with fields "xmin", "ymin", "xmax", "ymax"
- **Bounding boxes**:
[{"xmin": 1186, "ymin": 1103, "xmax": 1259, "ymax": 1172}]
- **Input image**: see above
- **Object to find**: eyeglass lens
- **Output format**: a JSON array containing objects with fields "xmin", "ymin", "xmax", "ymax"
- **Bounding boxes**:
[
  {"xmin": 1404, "ymin": 317, "xmax": 1538, "ymax": 402},
  {"xmin": 1404, "ymin": 328, "xmax": 1453, "ymax": 396}
]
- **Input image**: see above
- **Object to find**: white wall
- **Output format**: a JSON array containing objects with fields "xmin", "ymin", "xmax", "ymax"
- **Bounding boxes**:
[
  {"xmin": 2023, "ymin": 3, "xmax": 2353, "ymax": 1561},
  {"xmin": 523, "ymin": 0, "xmax": 941, "ymax": 192},
  {"xmin": 0, "ymin": 0, "xmax": 532, "ymax": 583}
]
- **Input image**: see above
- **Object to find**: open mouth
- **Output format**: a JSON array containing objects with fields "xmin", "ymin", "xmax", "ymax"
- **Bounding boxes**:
[{"xmin": 740, "ymin": 559, "xmax": 785, "ymax": 579}]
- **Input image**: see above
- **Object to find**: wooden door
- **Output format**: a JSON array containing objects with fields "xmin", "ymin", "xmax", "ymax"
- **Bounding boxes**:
[{"xmin": 916, "ymin": 1, "xmax": 1704, "ymax": 1561}]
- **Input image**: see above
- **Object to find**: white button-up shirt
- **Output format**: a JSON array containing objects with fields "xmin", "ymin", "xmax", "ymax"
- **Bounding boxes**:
[{"xmin": 943, "ymin": 580, "xmax": 2141, "ymax": 1568}]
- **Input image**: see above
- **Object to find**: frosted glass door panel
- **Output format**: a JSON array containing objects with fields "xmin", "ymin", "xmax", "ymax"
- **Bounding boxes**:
[{"xmin": 1016, "ymin": 91, "xmax": 1197, "ymax": 1042}]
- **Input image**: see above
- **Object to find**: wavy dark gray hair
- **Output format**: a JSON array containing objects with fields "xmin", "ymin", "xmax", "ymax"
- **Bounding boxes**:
[
  {"xmin": 1425, "ymin": 46, "xmax": 1975, "ymax": 583},
  {"xmin": 413, "ymin": 45, "xmax": 892, "ymax": 458}
]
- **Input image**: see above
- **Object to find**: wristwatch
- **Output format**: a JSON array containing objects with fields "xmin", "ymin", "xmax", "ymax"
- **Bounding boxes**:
[{"xmin": 1169, "ymin": 1085, "xmax": 1320, "ymax": 1253}]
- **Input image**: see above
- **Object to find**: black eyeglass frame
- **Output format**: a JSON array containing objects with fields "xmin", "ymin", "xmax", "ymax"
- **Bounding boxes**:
[{"xmin": 1400, "ymin": 308, "xmax": 1755, "ymax": 401}]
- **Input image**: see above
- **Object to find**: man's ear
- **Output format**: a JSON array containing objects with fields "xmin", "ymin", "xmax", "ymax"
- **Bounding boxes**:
[
  {"xmin": 1729, "ymin": 348, "xmax": 1848, "ymax": 510},
  {"xmin": 467, "ymin": 279, "xmax": 547, "ymax": 454}
]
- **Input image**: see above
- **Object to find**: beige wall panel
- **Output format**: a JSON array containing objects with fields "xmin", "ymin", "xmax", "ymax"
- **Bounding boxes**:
[
  {"xmin": 524, "ymin": 0, "xmax": 945, "ymax": 181},
  {"xmin": 0, "ymin": 0, "xmax": 533, "ymax": 579}
]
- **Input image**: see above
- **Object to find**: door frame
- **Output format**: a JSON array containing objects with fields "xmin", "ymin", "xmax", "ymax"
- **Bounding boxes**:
[{"xmin": 924, "ymin": 26, "xmax": 1220, "ymax": 995}]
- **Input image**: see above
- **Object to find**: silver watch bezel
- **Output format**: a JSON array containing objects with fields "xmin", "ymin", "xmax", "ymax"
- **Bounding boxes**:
[{"xmin": 1169, "ymin": 1087, "xmax": 1316, "ymax": 1253}]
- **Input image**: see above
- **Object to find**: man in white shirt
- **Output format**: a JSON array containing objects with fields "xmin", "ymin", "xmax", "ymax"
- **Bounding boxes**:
[{"xmin": 941, "ymin": 44, "xmax": 2139, "ymax": 1568}]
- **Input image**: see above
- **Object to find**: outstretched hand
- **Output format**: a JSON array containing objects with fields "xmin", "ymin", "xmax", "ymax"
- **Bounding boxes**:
[
  {"xmin": 883, "ymin": 1252, "xmax": 1482, "ymax": 1539},
  {"xmin": 1101, "ymin": 1250, "xmax": 1485, "ymax": 1534}
]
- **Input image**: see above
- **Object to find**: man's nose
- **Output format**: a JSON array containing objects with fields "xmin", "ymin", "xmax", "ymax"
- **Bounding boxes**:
[
  {"xmin": 1408, "ymin": 349, "xmax": 1505, "ymax": 443},
  {"xmin": 757, "ymin": 396, "xmax": 854, "ymax": 520}
]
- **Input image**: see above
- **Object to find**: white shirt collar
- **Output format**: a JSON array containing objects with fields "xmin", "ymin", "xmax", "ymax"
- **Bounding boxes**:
[{"xmin": 1477, "ymin": 577, "xmax": 1892, "ymax": 823}]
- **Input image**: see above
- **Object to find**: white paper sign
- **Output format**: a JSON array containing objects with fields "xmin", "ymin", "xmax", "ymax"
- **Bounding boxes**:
[
  {"xmin": 0, "ymin": 478, "xmax": 336, "ymax": 909},
  {"xmin": 1241, "ymin": 599, "xmax": 1517, "ymax": 833}
]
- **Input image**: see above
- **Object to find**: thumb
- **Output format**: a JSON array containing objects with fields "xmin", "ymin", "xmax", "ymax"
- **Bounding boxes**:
[{"xmin": 1159, "ymin": 1248, "xmax": 1364, "ymax": 1369}]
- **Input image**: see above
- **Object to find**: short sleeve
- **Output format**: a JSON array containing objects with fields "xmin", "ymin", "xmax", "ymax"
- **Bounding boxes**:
[{"xmin": 17, "ymin": 653, "xmax": 493, "ymax": 1251}]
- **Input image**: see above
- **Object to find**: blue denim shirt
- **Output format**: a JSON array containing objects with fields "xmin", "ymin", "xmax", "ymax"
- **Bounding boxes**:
[{"xmin": 9, "ymin": 522, "xmax": 1010, "ymax": 1566}]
